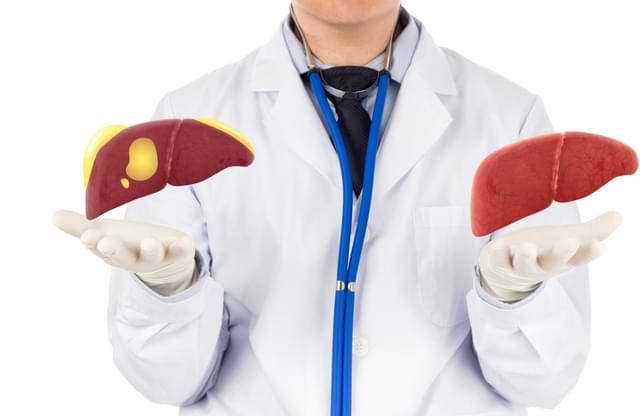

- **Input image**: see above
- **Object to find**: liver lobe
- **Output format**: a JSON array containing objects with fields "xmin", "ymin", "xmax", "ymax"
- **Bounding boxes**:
[
  {"xmin": 471, "ymin": 132, "xmax": 637, "ymax": 236},
  {"xmin": 85, "ymin": 119, "xmax": 254, "ymax": 219}
]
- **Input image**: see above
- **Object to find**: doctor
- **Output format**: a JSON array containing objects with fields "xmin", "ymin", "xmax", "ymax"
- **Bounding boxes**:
[{"xmin": 53, "ymin": 1, "xmax": 621, "ymax": 415}]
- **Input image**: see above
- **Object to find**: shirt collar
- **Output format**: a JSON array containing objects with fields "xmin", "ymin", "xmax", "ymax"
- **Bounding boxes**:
[{"xmin": 282, "ymin": 8, "xmax": 420, "ymax": 84}]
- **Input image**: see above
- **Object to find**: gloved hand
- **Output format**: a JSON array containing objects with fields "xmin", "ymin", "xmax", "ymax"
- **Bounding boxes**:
[
  {"xmin": 52, "ymin": 210, "xmax": 197, "ymax": 296},
  {"xmin": 478, "ymin": 211, "xmax": 622, "ymax": 302}
]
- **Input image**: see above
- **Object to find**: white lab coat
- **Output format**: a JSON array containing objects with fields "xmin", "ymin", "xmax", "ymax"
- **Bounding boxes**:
[{"xmin": 108, "ymin": 19, "xmax": 590, "ymax": 416}]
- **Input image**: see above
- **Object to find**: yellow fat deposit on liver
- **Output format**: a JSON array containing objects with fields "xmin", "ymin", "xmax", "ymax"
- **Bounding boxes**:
[
  {"xmin": 125, "ymin": 138, "xmax": 158, "ymax": 181},
  {"xmin": 83, "ymin": 124, "xmax": 128, "ymax": 188}
]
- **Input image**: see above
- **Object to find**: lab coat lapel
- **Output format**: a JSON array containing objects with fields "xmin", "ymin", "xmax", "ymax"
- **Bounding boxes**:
[
  {"xmin": 248, "ymin": 28, "xmax": 339, "ymax": 413},
  {"xmin": 374, "ymin": 25, "xmax": 457, "ymax": 197},
  {"xmin": 251, "ymin": 28, "xmax": 342, "ymax": 190}
]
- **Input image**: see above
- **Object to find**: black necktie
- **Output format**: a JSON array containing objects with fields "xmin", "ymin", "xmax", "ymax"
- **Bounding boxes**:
[{"xmin": 320, "ymin": 66, "xmax": 378, "ymax": 196}]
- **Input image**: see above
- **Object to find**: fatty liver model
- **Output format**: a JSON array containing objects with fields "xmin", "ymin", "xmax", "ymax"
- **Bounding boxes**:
[{"xmin": 84, "ymin": 118, "xmax": 254, "ymax": 219}]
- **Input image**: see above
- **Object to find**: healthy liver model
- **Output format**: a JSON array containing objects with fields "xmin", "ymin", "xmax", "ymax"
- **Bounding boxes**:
[
  {"xmin": 471, "ymin": 132, "xmax": 637, "ymax": 236},
  {"xmin": 84, "ymin": 118, "xmax": 254, "ymax": 219}
]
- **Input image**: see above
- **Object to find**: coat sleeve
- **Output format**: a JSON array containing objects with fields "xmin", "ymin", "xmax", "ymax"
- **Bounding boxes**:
[
  {"xmin": 107, "ymin": 94, "xmax": 230, "ymax": 406},
  {"xmin": 466, "ymin": 95, "xmax": 591, "ymax": 408}
]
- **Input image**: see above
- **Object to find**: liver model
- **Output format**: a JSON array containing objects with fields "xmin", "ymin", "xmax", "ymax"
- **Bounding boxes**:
[
  {"xmin": 471, "ymin": 132, "xmax": 637, "ymax": 236},
  {"xmin": 84, "ymin": 118, "xmax": 254, "ymax": 219}
]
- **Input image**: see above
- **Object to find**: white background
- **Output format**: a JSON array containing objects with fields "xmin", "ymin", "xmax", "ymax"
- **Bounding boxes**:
[{"xmin": 1, "ymin": 0, "xmax": 638, "ymax": 414}]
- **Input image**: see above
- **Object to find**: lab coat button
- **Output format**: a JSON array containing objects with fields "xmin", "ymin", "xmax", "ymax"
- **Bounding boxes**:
[{"xmin": 353, "ymin": 338, "xmax": 369, "ymax": 357}]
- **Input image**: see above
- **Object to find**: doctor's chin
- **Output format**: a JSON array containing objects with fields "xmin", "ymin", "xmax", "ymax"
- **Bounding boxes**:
[{"xmin": 53, "ymin": 2, "xmax": 638, "ymax": 415}]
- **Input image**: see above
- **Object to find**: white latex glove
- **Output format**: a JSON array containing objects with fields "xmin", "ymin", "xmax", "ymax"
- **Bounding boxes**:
[
  {"xmin": 53, "ymin": 210, "xmax": 197, "ymax": 296},
  {"xmin": 479, "ymin": 211, "xmax": 622, "ymax": 302}
]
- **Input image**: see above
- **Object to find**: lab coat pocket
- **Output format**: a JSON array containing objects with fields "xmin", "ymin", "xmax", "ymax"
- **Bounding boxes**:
[{"xmin": 413, "ymin": 205, "xmax": 486, "ymax": 327}]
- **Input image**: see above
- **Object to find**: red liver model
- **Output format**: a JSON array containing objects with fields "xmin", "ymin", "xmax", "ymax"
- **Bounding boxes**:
[
  {"xmin": 84, "ymin": 118, "xmax": 254, "ymax": 219},
  {"xmin": 471, "ymin": 132, "xmax": 637, "ymax": 236}
]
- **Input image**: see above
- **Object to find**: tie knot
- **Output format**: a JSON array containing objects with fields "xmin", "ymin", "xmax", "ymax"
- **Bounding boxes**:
[{"xmin": 321, "ymin": 66, "xmax": 378, "ymax": 94}]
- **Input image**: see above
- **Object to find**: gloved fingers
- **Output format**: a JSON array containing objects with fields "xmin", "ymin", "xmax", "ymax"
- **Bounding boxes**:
[
  {"xmin": 510, "ymin": 242, "xmax": 543, "ymax": 276},
  {"xmin": 486, "ymin": 239, "xmax": 512, "ymax": 270},
  {"xmin": 569, "ymin": 239, "xmax": 606, "ymax": 267},
  {"xmin": 538, "ymin": 238, "xmax": 580, "ymax": 273},
  {"xmin": 96, "ymin": 236, "xmax": 136, "ymax": 269},
  {"xmin": 577, "ymin": 211, "xmax": 622, "ymax": 241},
  {"xmin": 80, "ymin": 228, "xmax": 106, "ymax": 259},
  {"xmin": 167, "ymin": 236, "xmax": 195, "ymax": 260},
  {"xmin": 139, "ymin": 237, "xmax": 165, "ymax": 265},
  {"xmin": 52, "ymin": 210, "xmax": 92, "ymax": 238}
]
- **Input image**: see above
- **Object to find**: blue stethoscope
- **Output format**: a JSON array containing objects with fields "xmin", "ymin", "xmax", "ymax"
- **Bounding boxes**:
[{"xmin": 291, "ymin": 7, "xmax": 395, "ymax": 416}]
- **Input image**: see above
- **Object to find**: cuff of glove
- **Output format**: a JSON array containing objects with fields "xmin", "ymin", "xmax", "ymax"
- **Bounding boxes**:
[
  {"xmin": 474, "ymin": 264, "xmax": 547, "ymax": 309},
  {"xmin": 134, "ymin": 249, "xmax": 207, "ymax": 297}
]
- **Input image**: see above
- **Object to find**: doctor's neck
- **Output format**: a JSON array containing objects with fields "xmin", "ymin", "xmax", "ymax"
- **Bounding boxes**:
[{"xmin": 291, "ymin": 1, "xmax": 401, "ymax": 66}]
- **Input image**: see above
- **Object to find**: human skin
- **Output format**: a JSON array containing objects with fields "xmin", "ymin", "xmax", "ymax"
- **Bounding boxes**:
[{"xmin": 291, "ymin": 0, "xmax": 401, "ymax": 65}]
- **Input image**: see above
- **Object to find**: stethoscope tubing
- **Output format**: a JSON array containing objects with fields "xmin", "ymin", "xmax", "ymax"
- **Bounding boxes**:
[
  {"xmin": 309, "ymin": 70, "xmax": 353, "ymax": 415},
  {"xmin": 309, "ymin": 69, "xmax": 391, "ymax": 416},
  {"xmin": 341, "ymin": 71, "xmax": 390, "ymax": 416}
]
